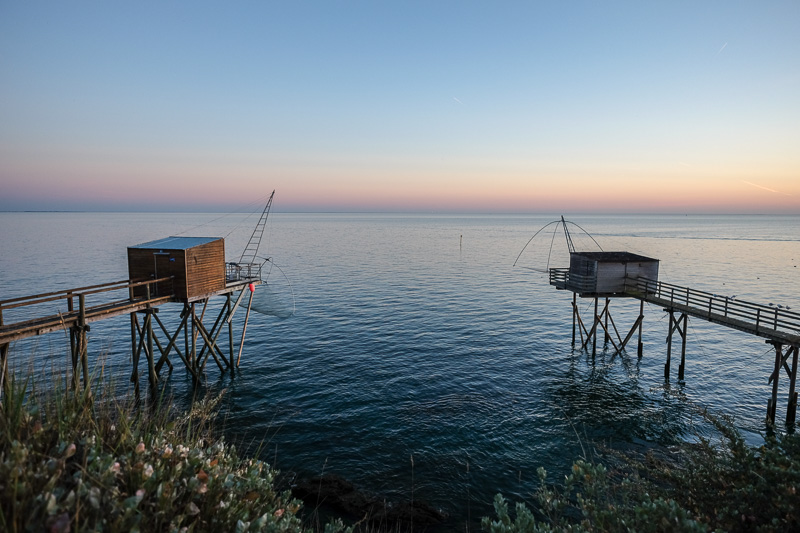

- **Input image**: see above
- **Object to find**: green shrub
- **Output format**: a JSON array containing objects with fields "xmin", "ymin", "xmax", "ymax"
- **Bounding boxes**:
[
  {"xmin": 482, "ymin": 412, "xmax": 800, "ymax": 533},
  {"xmin": 481, "ymin": 461, "xmax": 704, "ymax": 533},
  {"xmin": 0, "ymin": 376, "xmax": 349, "ymax": 533}
]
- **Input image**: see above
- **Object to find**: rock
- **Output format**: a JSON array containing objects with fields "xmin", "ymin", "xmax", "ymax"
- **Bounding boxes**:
[{"xmin": 292, "ymin": 474, "xmax": 447, "ymax": 530}]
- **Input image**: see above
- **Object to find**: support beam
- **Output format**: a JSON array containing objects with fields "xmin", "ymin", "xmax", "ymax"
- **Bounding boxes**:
[
  {"xmin": 665, "ymin": 310, "xmax": 687, "ymax": 381},
  {"xmin": 237, "ymin": 286, "xmax": 255, "ymax": 367},
  {"xmin": 768, "ymin": 342, "xmax": 782, "ymax": 424},
  {"xmin": 153, "ymin": 312, "xmax": 190, "ymax": 375},
  {"xmin": 571, "ymin": 293, "xmax": 577, "ymax": 346},
  {"xmin": 227, "ymin": 293, "xmax": 235, "ymax": 372},
  {"xmin": 592, "ymin": 297, "xmax": 598, "ymax": 357},
  {"xmin": 678, "ymin": 314, "xmax": 688, "ymax": 381},
  {"xmin": 637, "ymin": 300, "xmax": 644, "ymax": 358},
  {"xmin": 194, "ymin": 314, "xmax": 227, "ymax": 373},
  {"xmin": 196, "ymin": 301, "xmax": 232, "ymax": 369},
  {"xmin": 786, "ymin": 346, "xmax": 799, "ymax": 426},
  {"xmin": 0, "ymin": 342, "xmax": 8, "ymax": 401}
]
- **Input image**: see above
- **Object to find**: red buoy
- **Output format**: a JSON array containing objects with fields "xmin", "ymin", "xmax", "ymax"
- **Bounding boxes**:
[{"xmin": 249, "ymin": 283, "xmax": 255, "ymax": 292}]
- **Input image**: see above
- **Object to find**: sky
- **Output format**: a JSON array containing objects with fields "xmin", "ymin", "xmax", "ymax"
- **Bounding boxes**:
[{"xmin": 1, "ymin": 1, "xmax": 798, "ymax": 214}]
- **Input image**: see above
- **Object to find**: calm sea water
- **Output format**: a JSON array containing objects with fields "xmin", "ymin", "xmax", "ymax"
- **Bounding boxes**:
[{"xmin": 2, "ymin": 212, "xmax": 799, "ymax": 529}]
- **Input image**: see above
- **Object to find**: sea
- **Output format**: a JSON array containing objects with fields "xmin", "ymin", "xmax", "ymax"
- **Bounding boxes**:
[{"xmin": 2, "ymin": 212, "xmax": 799, "ymax": 530}]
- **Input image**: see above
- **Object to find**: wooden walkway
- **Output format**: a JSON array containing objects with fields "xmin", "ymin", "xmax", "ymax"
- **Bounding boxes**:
[
  {"xmin": 550, "ymin": 269, "xmax": 800, "ymax": 425},
  {"xmin": 624, "ymin": 277, "xmax": 800, "ymax": 347},
  {"xmin": 0, "ymin": 276, "xmax": 260, "ymax": 398}
]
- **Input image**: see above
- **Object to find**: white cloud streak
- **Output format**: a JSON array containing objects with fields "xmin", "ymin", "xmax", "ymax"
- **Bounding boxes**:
[{"xmin": 741, "ymin": 180, "xmax": 793, "ymax": 196}]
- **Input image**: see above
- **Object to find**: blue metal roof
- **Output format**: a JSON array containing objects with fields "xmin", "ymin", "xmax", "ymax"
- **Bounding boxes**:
[{"xmin": 129, "ymin": 236, "xmax": 221, "ymax": 250}]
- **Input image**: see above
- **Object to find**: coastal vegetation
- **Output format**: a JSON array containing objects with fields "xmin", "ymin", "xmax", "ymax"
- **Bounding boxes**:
[
  {"xmin": 483, "ymin": 412, "xmax": 800, "ymax": 532},
  {"xmin": 3, "ymin": 369, "xmax": 799, "ymax": 532},
  {"xmin": 0, "ymin": 375, "xmax": 347, "ymax": 532}
]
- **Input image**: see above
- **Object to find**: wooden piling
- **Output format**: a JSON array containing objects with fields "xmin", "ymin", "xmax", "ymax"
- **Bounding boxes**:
[
  {"xmin": 592, "ymin": 297, "xmax": 598, "ymax": 357},
  {"xmin": 227, "ymin": 293, "xmax": 235, "ymax": 372},
  {"xmin": 571, "ymin": 293, "xmax": 577, "ymax": 346},
  {"xmin": 786, "ymin": 346, "xmax": 799, "ymax": 425},
  {"xmin": 768, "ymin": 343, "xmax": 782, "ymax": 424},
  {"xmin": 637, "ymin": 300, "xmax": 644, "ymax": 358},
  {"xmin": 678, "ymin": 314, "xmax": 687, "ymax": 381}
]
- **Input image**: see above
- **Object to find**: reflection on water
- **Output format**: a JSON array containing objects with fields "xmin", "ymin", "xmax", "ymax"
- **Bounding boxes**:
[{"xmin": 1, "ymin": 212, "xmax": 799, "ymax": 529}]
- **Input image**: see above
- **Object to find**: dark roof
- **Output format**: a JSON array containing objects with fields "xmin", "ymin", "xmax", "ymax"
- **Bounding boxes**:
[
  {"xmin": 129, "ymin": 236, "xmax": 221, "ymax": 250},
  {"xmin": 571, "ymin": 251, "xmax": 658, "ymax": 263}
]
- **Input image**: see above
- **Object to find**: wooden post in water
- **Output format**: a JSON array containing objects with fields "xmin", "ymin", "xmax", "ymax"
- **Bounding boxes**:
[
  {"xmin": 592, "ymin": 297, "xmax": 599, "ymax": 357},
  {"xmin": 665, "ymin": 310, "xmax": 674, "ymax": 380},
  {"xmin": 183, "ymin": 304, "xmax": 190, "ymax": 373},
  {"xmin": 786, "ymin": 346, "xmax": 799, "ymax": 426},
  {"xmin": 768, "ymin": 342, "xmax": 782, "ymax": 424},
  {"xmin": 637, "ymin": 300, "xmax": 644, "ymax": 358},
  {"xmin": 571, "ymin": 293, "xmax": 577, "ymax": 346},
  {"xmin": 227, "ymin": 293, "xmax": 235, "ymax": 372},
  {"xmin": 80, "ymin": 295, "xmax": 90, "ymax": 393},
  {"xmin": 678, "ymin": 314, "xmax": 688, "ymax": 381},
  {"xmin": 604, "ymin": 298, "xmax": 610, "ymax": 345},
  {"xmin": 144, "ymin": 285, "xmax": 157, "ymax": 392},
  {"xmin": 190, "ymin": 302, "xmax": 197, "ymax": 372}
]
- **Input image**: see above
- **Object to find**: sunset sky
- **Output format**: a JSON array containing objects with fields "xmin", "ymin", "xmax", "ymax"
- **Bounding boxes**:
[{"xmin": 1, "ymin": 2, "xmax": 798, "ymax": 213}]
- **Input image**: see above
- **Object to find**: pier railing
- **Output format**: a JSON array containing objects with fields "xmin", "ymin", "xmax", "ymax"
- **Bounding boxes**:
[
  {"xmin": 0, "ymin": 277, "xmax": 174, "ymax": 345},
  {"xmin": 549, "ymin": 268, "xmax": 596, "ymax": 293},
  {"xmin": 624, "ymin": 277, "xmax": 800, "ymax": 343},
  {"xmin": 226, "ymin": 262, "xmax": 262, "ymax": 282}
]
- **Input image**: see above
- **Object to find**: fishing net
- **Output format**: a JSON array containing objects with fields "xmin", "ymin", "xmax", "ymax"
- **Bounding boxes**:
[
  {"xmin": 250, "ymin": 282, "xmax": 294, "ymax": 319},
  {"xmin": 514, "ymin": 219, "xmax": 603, "ymax": 272}
]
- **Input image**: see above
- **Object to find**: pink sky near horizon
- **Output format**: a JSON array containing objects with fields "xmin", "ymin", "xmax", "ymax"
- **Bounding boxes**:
[{"xmin": 1, "ymin": 3, "xmax": 798, "ymax": 214}]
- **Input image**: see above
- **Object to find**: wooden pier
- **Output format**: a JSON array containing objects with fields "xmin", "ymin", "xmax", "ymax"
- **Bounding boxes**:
[
  {"xmin": 0, "ymin": 275, "xmax": 260, "ymax": 400},
  {"xmin": 550, "ymin": 267, "xmax": 800, "ymax": 425},
  {"xmin": 1, "ymin": 192, "xmax": 277, "ymax": 402}
]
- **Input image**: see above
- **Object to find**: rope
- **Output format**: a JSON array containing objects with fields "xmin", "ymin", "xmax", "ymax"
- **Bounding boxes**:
[{"xmin": 172, "ymin": 193, "xmax": 275, "ymax": 237}]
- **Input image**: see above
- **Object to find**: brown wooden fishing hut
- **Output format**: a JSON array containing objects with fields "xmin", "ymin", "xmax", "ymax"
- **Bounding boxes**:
[{"xmin": 127, "ymin": 237, "xmax": 226, "ymax": 302}]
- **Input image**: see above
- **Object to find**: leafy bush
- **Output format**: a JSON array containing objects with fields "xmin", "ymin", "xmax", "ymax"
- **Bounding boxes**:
[
  {"xmin": 0, "ymin": 376, "xmax": 349, "ymax": 532},
  {"xmin": 482, "ymin": 413, "xmax": 800, "ymax": 532},
  {"xmin": 481, "ymin": 461, "xmax": 704, "ymax": 533}
]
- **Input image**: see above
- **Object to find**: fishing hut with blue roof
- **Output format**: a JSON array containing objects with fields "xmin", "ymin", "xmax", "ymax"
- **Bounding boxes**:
[
  {"xmin": 1, "ymin": 192, "xmax": 277, "ymax": 402},
  {"xmin": 127, "ymin": 236, "xmax": 226, "ymax": 302}
]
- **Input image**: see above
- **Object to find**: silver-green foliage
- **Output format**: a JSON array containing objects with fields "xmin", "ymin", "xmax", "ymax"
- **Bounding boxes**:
[
  {"xmin": 481, "ymin": 461, "xmax": 704, "ymax": 533},
  {"xmin": 0, "ymin": 376, "xmax": 350, "ymax": 533}
]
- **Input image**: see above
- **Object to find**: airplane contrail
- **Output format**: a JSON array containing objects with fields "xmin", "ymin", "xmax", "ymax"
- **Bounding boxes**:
[
  {"xmin": 716, "ymin": 42, "xmax": 728, "ymax": 56},
  {"xmin": 452, "ymin": 97, "xmax": 464, "ymax": 105},
  {"xmin": 741, "ymin": 180, "xmax": 793, "ymax": 196}
]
